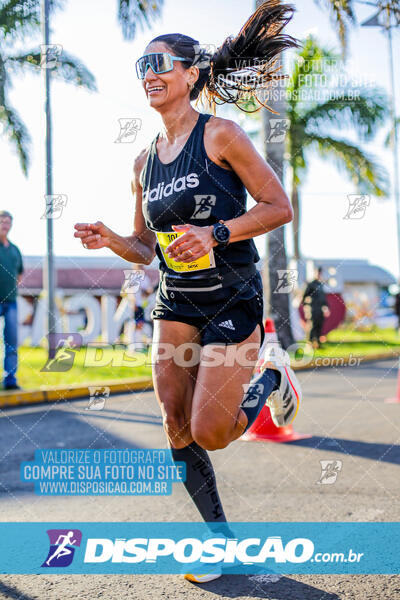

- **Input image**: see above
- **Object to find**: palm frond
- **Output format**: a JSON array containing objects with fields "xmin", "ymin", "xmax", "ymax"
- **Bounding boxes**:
[
  {"xmin": 0, "ymin": 0, "xmax": 40, "ymax": 37},
  {"xmin": 5, "ymin": 49, "xmax": 41, "ymax": 74},
  {"xmin": 7, "ymin": 50, "xmax": 97, "ymax": 91},
  {"xmin": 0, "ymin": 0, "xmax": 63, "ymax": 39},
  {"xmin": 117, "ymin": 0, "xmax": 164, "ymax": 41},
  {"xmin": 313, "ymin": 0, "xmax": 356, "ymax": 56},
  {"xmin": 302, "ymin": 88, "xmax": 389, "ymax": 140},
  {"xmin": 385, "ymin": 116, "xmax": 400, "ymax": 148},
  {"xmin": 288, "ymin": 35, "xmax": 338, "ymax": 101},
  {"xmin": 306, "ymin": 133, "xmax": 389, "ymax": 197},
  {"xmin": 0, "ymin": 101, "xmax": 30, "ymax": 176}
]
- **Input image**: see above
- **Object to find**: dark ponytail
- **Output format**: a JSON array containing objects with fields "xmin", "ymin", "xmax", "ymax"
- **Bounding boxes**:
[{"xmin": 150, "ymin": 0, "xmax": 299, "ymax": 112}]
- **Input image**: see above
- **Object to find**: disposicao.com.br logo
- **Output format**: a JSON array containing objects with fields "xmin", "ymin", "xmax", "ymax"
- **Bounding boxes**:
[
  {"xmin": 38, "ymin": 527, "xmax": 367, "ymax": 574},
  {"xmin": 83, "ymin": 535, "xmax": 314, "ymax": 565},
  {"xmin": 0, "ymin": 522, "xmax": 384, "ymax": 574}
]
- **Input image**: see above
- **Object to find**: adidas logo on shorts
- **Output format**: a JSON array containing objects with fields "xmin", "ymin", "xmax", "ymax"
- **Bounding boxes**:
[{"xmin": 218, "ymin": 319, "xmax": 235, "ymax": 330}]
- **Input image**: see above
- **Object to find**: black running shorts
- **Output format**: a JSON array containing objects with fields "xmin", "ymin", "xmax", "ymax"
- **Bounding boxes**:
[{"xmin": 151, "ymin": 269, "xmax": 265, "ymax": 347}]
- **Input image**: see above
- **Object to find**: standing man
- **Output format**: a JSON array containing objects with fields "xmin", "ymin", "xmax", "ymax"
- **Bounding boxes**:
[
  {"xmin": 394, "ymin": 286, "xmax": 400, "ymax": 333},
  {"xmin": 0, "ymin": 211, "xmax": 23, "ymax": 390},
  {"xmin": 301, "ymin": 266, "xmax": 330, "ymax": 349}
]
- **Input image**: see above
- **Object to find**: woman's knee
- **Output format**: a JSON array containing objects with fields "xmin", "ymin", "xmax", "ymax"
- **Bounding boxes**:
[
  {"xmin": 161, "ymin": 399, "xmax": 190, "ymax": 448},
  {"xmin": 191, "ymin": 421, "xmax": 230, "ymax": 451},
  {"xmin": 163, "ymin": 411, "xmax": 186, "ymax": 436}
]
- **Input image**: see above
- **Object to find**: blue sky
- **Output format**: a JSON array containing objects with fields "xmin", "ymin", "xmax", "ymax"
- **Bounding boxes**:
[{"xmin": 1, "ymin": 0, "xmax": 399, "ymax": 276}]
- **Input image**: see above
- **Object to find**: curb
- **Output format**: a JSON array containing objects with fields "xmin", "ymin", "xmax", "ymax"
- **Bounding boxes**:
[
  {"xmin": 0, "ymin": 352, "xmax": 399, "ymax": 410},
  {"xmin": 0, "ymin": 377, "xmax": 154, "ymax": 409},
  {"xmin": 293, "ymin": 351, "xmax": 400, "ymax": 371}
]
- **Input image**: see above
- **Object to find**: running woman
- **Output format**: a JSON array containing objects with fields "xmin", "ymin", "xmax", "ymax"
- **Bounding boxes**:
[{"xmin": 75, "ymin": 0, "xmax": 301, "ymax": 582}]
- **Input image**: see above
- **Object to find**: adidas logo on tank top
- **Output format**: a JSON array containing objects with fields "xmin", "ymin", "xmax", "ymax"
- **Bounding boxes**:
[
  {"xmin": 218, "ymin": 319, "xmax": 235, "ymax": 330},
  {"xmin": 140, "ymin": 112, "xmax": 261, "ymax": 276},
  {"xmin": 143, "ymin": 173, "xmax": 200, "ymax": 202}
]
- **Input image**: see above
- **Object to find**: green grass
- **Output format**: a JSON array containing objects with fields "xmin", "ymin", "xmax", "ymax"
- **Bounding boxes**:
[
  {"xmin": 325, "ymin": 326, "xmax": 400, "ymax": 345},
  {"xmin": 5, "ymin": 327, "xmax": 400, "ymax": 389},
  {"xmin": 12, "ymin": 346, "xmax": 152, "ymax": 389},
  {"xmin": 290, "ymin": 327, "xmax": 400, "ymax": 363}
]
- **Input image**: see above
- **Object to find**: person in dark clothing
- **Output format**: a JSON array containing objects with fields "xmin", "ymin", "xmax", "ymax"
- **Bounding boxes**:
[
  {"xmin": 134, "ymin": 305, "xmax": 145, "ymax": 324},
  {"xmin": 0, "ymin": 210, "xmax": 23, "ymax": 390},
  {"xmin": 394, "ymin": 290, "xmax": 400, "ymax": 331},
  {"xmin": 301, "ymin": 267, "xmax": 330, "ymax": 349}
]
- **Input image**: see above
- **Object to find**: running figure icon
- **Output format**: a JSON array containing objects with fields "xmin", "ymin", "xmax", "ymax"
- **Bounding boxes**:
[
  {"xmin": 41, "ymin": 335, "xmax": 80, "ymax": 372},
  {"xmin": 45, "ymin": 531, "xmax": 77, "ymax": 566}
]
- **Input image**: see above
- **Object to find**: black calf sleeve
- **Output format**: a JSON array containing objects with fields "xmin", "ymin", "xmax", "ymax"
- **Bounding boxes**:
[{"xmin": 171, "ymin": 441, "xmax": 236, "ymax": 537}]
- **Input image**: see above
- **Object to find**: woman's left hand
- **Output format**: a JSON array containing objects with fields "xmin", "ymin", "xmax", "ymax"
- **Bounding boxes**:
[{"xmin": 166, "ymin": 224, "xmax": 217, "ymax": 262}]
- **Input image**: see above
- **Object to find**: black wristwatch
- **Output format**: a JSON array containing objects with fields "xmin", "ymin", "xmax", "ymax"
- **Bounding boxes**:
[{"xmin": 212, "ymin": 220, "xmax": 231, "ymax": 249}]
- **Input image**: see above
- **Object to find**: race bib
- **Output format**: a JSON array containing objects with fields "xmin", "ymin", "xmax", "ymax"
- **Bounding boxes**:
[{"xmin": 156, "ymin": 231, "xmax": 216, "ymax": 273}]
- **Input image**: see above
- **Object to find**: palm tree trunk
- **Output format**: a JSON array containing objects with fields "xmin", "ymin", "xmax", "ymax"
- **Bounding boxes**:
[
  {"xmin": 266, "ymin": 160, "xmax": 296, "ymax": 348},
  {"xmin": 256, "ymin": 0, "xmax": 295, "ymax": 349},
  {"xmin": 0, "ymin": 51, "xmax": 6, "ymax": 107},
  {"xmin": 291, "ymin": 181, "xmax": 300, "ymax": 260}
]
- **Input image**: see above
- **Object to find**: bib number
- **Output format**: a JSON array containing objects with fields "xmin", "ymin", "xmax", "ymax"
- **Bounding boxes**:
[{"xmin": 156, "ymin": 231, "xmax": 216, "ymax": 273}]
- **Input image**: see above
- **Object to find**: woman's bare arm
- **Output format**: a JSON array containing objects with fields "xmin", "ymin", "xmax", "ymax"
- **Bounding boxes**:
[
  {"xmin": 74, "ymin": 149, "xmax": 157, "ymax": 265},
  {"xmin": 166, "ymin": 116, "xmax": 293, "ymax": 262},
  {"xmin": 207, "ymin": 117, "xmax": 293, "ymax": 242}
]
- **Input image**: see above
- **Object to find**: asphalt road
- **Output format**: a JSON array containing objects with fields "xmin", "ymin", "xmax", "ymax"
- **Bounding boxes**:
[{"xmin": 0, "ymin": 358, "xmax": 400, "ymax": 599}]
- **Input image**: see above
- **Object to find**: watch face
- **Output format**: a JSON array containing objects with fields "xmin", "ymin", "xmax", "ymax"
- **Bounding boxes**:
[{"xmin": 215, "ymin": 224, "xmax": 230, "ymax": 243}]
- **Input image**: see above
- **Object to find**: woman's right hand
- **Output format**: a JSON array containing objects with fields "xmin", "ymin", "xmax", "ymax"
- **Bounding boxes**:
[{"xmin": 74, "ymin": 221, "xmax": 113, "ymax": 250}]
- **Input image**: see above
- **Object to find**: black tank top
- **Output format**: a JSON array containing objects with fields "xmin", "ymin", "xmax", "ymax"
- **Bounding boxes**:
[{"xmin": 140, "ymin": 112, "xmax": 260, "ymax": 279}]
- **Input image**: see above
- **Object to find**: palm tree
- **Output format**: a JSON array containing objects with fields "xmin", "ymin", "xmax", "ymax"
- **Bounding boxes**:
[
  {"xmin": 287, "ymin": 36, "xmax": 389, "ymax": 259},
  {"xmin": 0, "ymin": 0, "xmax": 166, "ymax": 175},
  {"xmin": 0, "ymin": 1, "xmax": 96, "ymax": 175},
  {"xmin": 253, "ymin": 0, "xmax": 385, "ymax": 347}
]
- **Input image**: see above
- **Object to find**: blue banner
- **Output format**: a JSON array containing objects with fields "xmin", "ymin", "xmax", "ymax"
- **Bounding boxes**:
[
  {"xmin": 0, "ymin": 522, "xmax": 399, "ymax": 574},
  {"xmin": 20, "ymin": 449, "xmax": 185, "ymax": 496}
]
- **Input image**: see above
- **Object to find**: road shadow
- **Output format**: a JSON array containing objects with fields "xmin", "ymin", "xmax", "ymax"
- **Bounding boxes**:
[
  {"xmin": 0, "ymin": 575, "xmax": 340, "ymax": 600},
  {"xmin": 72, "ymin": 406, "xmax": 163, "ymax": 427},
  {"xmin": 289, "ymin": 435, "xmax": 400, "ymax": 465},
  {"xmin": 191, "ymin": 573, "xmax": 340, "ymax": 599},
  {"xmin": 0, "ymin": 581, "xmax": 37, "ymax": 600},
  {"xmin": 0, "ymin": 406, "xmax": 161, "ymax": 496}
]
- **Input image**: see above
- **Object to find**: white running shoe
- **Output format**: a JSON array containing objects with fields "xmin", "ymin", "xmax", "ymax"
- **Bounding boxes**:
[
  {"xmin": 182, "ymin": 528, "xmax": 232, "ymax": 583},
  {"xmin": 256, "ymin": 343, "xmax": 302, "ymax": 427},
  {"xmin": 183, "ymin": 570, "xmax": 222, "ymax": 583}
]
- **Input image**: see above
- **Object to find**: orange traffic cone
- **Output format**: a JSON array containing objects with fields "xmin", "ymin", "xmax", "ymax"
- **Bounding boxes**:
[
  {"xmin": 242, "ymin": 318, "xmax": 312, "ymax": 443},
  {"xmin": 242, "ymin": 404, "xmax": 311, "ymax": 442},
  {"xmin": 264, "ymin": 318, "xmax": 279, "ymax": 341},
  {"xmin": 385, "ymin": 359, "xmax": 400, "ymax": 403}
]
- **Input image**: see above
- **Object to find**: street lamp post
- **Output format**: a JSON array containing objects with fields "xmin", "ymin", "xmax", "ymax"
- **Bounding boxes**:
[
  {"xmin": 42, "ymin": 0, "xmax": 57, "ymax": 359},
  {"xmin": 387, "ymin": 12, "xmax": 400, "ymax": 279},
  {"xmin": 360, "ymin": 1, "xmax": 400, "ymax": 276}
]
